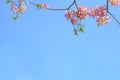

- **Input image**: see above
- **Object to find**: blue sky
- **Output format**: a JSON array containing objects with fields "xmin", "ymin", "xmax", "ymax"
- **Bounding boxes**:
[{"xmin": 0, "ymin": 0, "xmax": 120, "ymax": 80}]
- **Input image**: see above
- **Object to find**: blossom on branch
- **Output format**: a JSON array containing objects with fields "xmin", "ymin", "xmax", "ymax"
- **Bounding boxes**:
[
  {"xmin": 11, "ymin": 0, "xmax": 26, "ymax": 14},
  {"xmin": 65, "ymin": 5, "xmax": 110, "ymax": 26},
  {"xmin": 75, "ymin": 5, "xmax": 88, "ymax": 20},
  {"xmin": 89, "ymin": 5, "xmax": 107, "ymax": 17},
  {"xmin": 41, "ymin": 4, "xmax": 49, "ymax": 9},
  {"xmin": 108, "ymin": 0, "xmax": 120, "ymax": 6},
  {"xmin": 89, "ymin": 7, "xmax": 99, "ymax": 17},
  {"xmin": 65, "ymin": 5, "xmax": 88, "ymax": 25},
  {"xmin": 89, "ymin": 5, "xmax": 110, "ymax": 26},
  {"xmin": 96, "ymin": 16, "xmax": 110, "ymax": 26},
  {"xmin": 6, "ymin": 0, "xmax": 120, "ymax": 34},
  {"xmin": 65, "ymin": 10, "xmax": 77, "ymax": 25}
]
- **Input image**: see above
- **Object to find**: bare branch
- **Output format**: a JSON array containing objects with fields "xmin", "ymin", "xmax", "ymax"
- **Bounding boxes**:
[
  {"xmin": 67, "ymin": 0, "xmax": 76, "ymax": 9},
  {"xmin": 47, "ymin": 8, "xmax": 68, "ymax": 11},
  {"xmin": 106, "ymin": 0, "xmax": 109, "ymax": 13},
  {"xmin": 108, "ymin": 11, "xmax": 120, "ymax": 25}
]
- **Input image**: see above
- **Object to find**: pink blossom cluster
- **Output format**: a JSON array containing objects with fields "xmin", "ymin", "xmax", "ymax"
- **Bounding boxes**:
[
  {"xmin": 11, "ymin": 0, "xmax": 26, "ymax": 14},
  {"xmin": 65, "ymin": 5, "xmax": 88, "ymax": 25},
  {"xmin": 96, "ymin": 16, "xmax": 110, "ymax": 25},
  {"xmin": 108, "ymin": 0, "xmax": 120, "ymax": 6},
  {"xmin": 76, "ymin": 5, "xmax": 88, "ymax": 20},
  {"xmin": 89, "ymin": 6, "xmax": 110, "ymax": 26},
  {"xmin": 65, "ymin": 5, "xmax": 110, "ymax": 26},
  {"xmin": 89, "ymin": 6, "xmax": 107, "ymax": 17},
  {"xmin": 65, "ymin": 10, "xmax": 77, "ymax": 25}
]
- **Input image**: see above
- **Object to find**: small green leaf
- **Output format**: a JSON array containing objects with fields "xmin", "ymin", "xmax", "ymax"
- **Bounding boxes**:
[
  {"xmin": 6, "ymin": 0, "xmax": 11, "ymax": 4},
  {"xmin": 74, "ymin": 29, "xmax": 78, "ymax": 35},
  {"xmin": 79, "ymin": 27, "xmax": 84, "ymax": 33},
  {"xmin": 78, "ymin": 23, "xmax": 85, "ymax": 33},
  {"xmin": 36, "ymin": 4, "xmax": 41, "ymax": 10},
  {"xmin": 12, "ymin": 15, "xmax": 18, "ymax": 20}
]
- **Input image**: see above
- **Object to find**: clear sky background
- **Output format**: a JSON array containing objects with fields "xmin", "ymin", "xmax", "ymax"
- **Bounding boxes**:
[{"xmin": 0, "ymin": 0, "xmax": 120, "ymax": 80}]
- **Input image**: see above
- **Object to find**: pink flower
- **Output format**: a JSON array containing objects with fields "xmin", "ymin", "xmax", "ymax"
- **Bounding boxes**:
[
  {"xmin": 70, "ymin": 17, "xmax": 77, "ymax": 25},
  {"xmin": 65, "ymin": 11, "xmax": 75, "ymax": 19},
  {"xmin": 89, "ymin": 7, "xmax": 98, "ymax": 17},
  {"xmin": 89, "ymin": 6, "xmax": 106, "ymax": 18},
  {"xmin": 19, "ymin": 5, "xmax": 26, "ymax": 12},
  {"xmin": 64, "ymin": 11, "xmax": 77, "ymax": 25},
  {"xmin": 10, "ymin": 1, "xmax": 26, "ymax": 14},
  {"xmin": 108, "ymin": 0, "xmax": 120, "ymax": 6},
  {"xmin": 65, "ymin": 12, "xmax": 70, "ymax": 19},
  {"xmin": 98, "ymin": 6, "xmax": 106, "ymax": 17},
  {"xmin": 41, "ymin": 4, "xmax": 49, "ymax": 9},
  {"xmin": 76, "ymin": 5, "xmax": 88, "ymax": 20},
  {"xmin": 96, "ymin": 16, "xmax": 110, "ymax": 25}
]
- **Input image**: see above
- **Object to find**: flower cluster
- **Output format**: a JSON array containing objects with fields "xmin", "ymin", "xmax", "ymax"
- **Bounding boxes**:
[
  {"xmin": 10, "ymin": 0, "xmax": 48, "ymax": 14},
  {"xmin": 65, "ymin": 10, "xmax": 77, "ymax": 25},
  {"xmin": 6, "ymin": 0, "xmax": 120, "ymax": 35},
  {"xmin": 65, "ymin": 5, "xmax": 110, "ymax": 26},
  {"xmin": 108, "ymin": 0, "xmax": 120, "ymax": 6},
  {"xmin": 6, "ymin": 0, "xmax": 119, "ymax": 31},
  {"xmin": 11, "ymin": 0, "xmax": 26, "ymax": 14},
  {"xmin": 89, "ymin": 6, "xmax": 107, "ymax": 17},
  {"xmin": 96, "ymin": 16, "xmax": 110, "ymax": 26},
  {"xmin": 89, "ymin": 6, "xmax": 110, "ymax": 26},
  {"xmin": 65, "ymin": 5, "xmax": 88, "ymax": 25},
  {"xmin": 76, "ymin": 5, "xmax": 88, "ymax": 20}
]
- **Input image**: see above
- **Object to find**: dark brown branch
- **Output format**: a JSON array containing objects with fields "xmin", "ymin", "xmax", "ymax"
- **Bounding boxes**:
[
  {"xmin": 47, "ymin": 8, "xmax": 67, "ymax": 11},
  {"xmin": 108, "ymin": 11, "xmax": 120, "ymax": 25},
  {"xmin": 106, "ymin": 0, "xmax": 109, "ymax": 13},
  {"xmin": 106, "ymin": 0, "xmax": 120, "ymax": 25},
  {"xmin": 47, "ymin": 0, "xmax": 76, "ymax": 11},
  {"xmin": 74, "ymin": 0, "xmax": 78, "ymax": 9},
  {"xmin": 29, "ymin": 0, "xmax": 76, "ymax": 11},
  {"xmin": 67, "ymin": 0, "xmax": 76, "ymax": 9},
  {"xmin": 29, "ymin": 1, "xmax": 68, "ymax": 10}
]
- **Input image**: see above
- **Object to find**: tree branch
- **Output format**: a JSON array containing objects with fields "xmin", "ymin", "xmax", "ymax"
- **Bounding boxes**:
[
  {"xmin": 106, "ymin": 0, "xmax": 109, "ymax": 13},
  {"xmin": 67, "ymin": 0, "xmax": 76, "ymax": 9},
  {"xmin": 47, "ymin": 8, "xmax": 68, "ymax": 11},
  {"xmin": 106, "ymin": 0, "xmax": 120, "ymax": 25},
  {"xmin": 29, "ymin": 0, "xmax": 77, "ymax": 11},
  {"xmin": 9, "ymin": 0, "xmax": 120, "ymax": 26},
  {"xmin": 108, "ymin": 11, "xmax": 120, "ymax": 25}
]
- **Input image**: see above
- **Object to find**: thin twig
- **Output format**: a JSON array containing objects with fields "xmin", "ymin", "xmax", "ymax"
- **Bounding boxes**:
[
  {"xmin": 29, "ymin": 0, "xmax": 76, "ymax": 11},
  {"xmin": 106, "ymin": 0, "xmax": 108, "ymax": 13},
  {"xmin": 47, "ymin": 8, "xmax": 67, "ymax": 11},
  {"xmin": 108, "ymin": 11, "xmax": 120, "ymax": 25},
  {"xmin": 67, "ymin": 0, "xmax": 76, "ymax": 9},
  {"xmin": 106, "ymin": 0, "xmax": 120, "ymax": 25}
]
